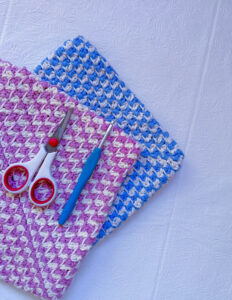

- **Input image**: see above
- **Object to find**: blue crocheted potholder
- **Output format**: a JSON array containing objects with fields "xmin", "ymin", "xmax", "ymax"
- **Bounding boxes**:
[{"xmin": 35, "ymin": 36, "xmax": 184, "ymax": 242}]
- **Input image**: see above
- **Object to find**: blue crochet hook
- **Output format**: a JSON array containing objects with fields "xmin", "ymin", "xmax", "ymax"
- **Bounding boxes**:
[{"xmin": 59, "ymin": 122, "xmax": 114, "ymax": 225}]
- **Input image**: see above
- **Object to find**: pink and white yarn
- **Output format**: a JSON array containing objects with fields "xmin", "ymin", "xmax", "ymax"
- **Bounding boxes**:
[{"xmin": 0, "ymin": 59, "xmax": 140, "ymax": 299}]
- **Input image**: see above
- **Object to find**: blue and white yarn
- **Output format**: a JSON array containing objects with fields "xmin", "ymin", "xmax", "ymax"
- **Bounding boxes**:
[{"xmin": 35, "ymin": 36, "xmax": 184, "ymax": 242}]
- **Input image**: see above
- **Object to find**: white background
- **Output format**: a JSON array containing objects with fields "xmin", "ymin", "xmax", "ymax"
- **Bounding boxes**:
[{"xmin": 0, "ymin": 0, "xmax": 232, "ymax": 299}]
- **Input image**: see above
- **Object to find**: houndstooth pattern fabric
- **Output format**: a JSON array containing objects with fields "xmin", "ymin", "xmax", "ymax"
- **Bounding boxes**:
[
  {"xmin": 0, "ymin": 59, "xmax": 140, "ymax": 299},
  {"xmin": 35, "ymin": 36, "xmax": 184, "ymax": 241}
]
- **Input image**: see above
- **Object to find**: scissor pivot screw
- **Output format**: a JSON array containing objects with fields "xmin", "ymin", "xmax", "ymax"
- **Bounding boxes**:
[{"xmin": 49, "ymin": 138, "xmax": 59, "ymax": 147}]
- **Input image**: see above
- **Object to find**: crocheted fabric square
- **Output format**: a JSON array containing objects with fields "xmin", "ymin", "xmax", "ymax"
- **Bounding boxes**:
[
  {"xmin": 0, "ymin": 59, "xmax": 140, "ymax": 299},
  {"xmin": 35, "ymin": 36, "xmax": 184, "ymax": 242}
]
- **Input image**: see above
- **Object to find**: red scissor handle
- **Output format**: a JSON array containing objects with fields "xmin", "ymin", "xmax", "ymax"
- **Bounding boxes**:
[{"xmin": 29, "ymin": 177, "xmax": 56, "ymax": 206}]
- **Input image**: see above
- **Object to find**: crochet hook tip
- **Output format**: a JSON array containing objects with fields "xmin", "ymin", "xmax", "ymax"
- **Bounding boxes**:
[{"xmin": 98, "ymin": 122, "xmax": 114, "ymax": 149}]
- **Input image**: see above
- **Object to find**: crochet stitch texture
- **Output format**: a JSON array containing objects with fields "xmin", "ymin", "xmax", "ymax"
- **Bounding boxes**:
[
  {"xmin": 35, "ymin": 36, "xmax": 184, "ymax": 241},
  {"xmin": 0, "ymin": 59, "xmax": 140, "ymax": 299}
]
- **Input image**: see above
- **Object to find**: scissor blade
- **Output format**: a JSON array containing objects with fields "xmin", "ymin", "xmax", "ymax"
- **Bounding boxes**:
[
  {"xmin": 54, "ymin": 107, "xmax": 74, "ymax": 140},
  {"xmin": 45, "ymin": 107, "xmax": 73, "ymax": 153}
]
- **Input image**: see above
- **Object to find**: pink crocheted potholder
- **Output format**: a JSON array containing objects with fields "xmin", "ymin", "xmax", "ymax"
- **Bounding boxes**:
[{"xmin": 0, "ymin": 60, "xmax": 140, "ymax": 299}]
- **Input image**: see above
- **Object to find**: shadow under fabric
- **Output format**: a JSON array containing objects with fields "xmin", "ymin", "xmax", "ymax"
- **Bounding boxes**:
[
  {"xmin": 35, "ymin": 36, "xmax": 184, "ymax": 242},
  {"xmin": 0, "ymin": 60, "xmax": 140, "ymax": 299}
]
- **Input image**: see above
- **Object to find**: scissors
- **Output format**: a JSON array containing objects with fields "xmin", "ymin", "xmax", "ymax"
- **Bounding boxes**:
[{"xmin": 2, "ymin": 108, "xmax": 73, "ymax": 207}]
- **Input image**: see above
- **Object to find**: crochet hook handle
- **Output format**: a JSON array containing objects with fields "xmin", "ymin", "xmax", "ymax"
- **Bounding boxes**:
[
  {"xmin": 59, "ymin": 148, "xmax": 101, "ymax": 225},
  {"xmin": 59, "ymin": 123, "xmax": 114, "ymax": 225}
]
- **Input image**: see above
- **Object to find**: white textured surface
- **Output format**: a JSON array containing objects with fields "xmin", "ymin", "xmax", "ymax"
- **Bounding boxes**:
[{"xmin": 0, "ymin": 1, "xmax": 232, "ymax": 299}]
